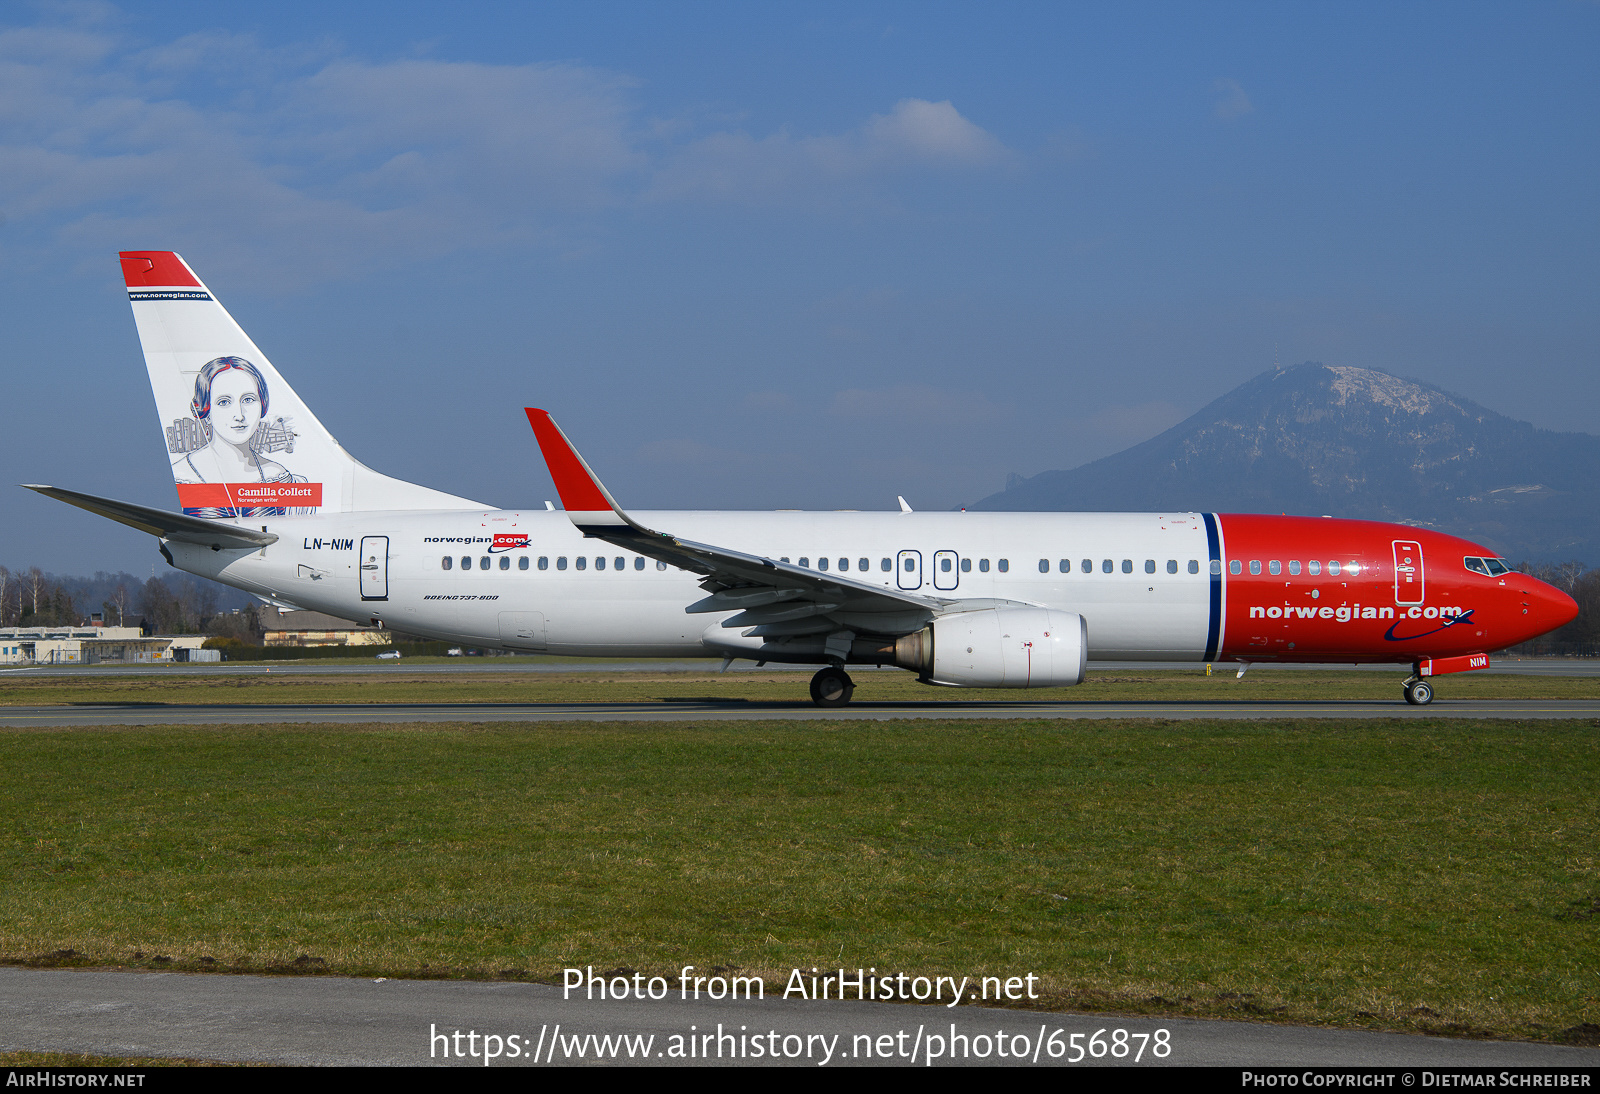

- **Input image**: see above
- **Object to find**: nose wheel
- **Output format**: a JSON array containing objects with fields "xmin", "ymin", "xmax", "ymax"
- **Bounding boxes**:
[
  {"xmin": 810, "ymin": 666, "xmax": 855, "ymax": 707},
  {"xmin": 1403, "ymin": 678, "xmax": 1434, "ymax": 706}
]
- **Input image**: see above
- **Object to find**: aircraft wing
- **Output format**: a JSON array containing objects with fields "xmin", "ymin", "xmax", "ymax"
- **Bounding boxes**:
[
  {"xmin": 22, "ymin": 484, "xmax": 279, "ymax": 551},
  {"xmin": 524, "ymin": 409, "xmax": 945, "ymax": 636}
]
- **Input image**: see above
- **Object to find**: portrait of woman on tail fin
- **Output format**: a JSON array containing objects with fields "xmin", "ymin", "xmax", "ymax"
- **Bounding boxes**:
[{"xmin": 169, "ymin": 356, "xmax": 309, "ymax": 517}]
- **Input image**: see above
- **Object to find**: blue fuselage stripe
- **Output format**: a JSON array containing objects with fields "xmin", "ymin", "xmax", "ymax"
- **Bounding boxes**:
[{"xmin": 1203, "ymin": 513, "xmax": 1222, "ymax": 661}]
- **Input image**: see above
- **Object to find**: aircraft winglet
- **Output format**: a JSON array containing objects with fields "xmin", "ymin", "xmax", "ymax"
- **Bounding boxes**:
[{"xmin": 524, "ymin": 409, "xmax": 629, "ymax": 530}]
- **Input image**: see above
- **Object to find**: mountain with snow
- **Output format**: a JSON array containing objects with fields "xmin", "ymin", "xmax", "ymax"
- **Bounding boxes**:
[{"xmin": 971, "ymin": 364, "xmax": 1600, "ymax": 564}]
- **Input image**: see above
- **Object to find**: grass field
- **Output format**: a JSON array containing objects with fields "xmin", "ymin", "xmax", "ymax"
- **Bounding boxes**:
[
  {"xmin": 1, "ymin": 666, "xmax": 1597, "ymax": 706},
  {"xmin": 2, "ymin": 716, "xmax": 1597, "ymax": 1044}
]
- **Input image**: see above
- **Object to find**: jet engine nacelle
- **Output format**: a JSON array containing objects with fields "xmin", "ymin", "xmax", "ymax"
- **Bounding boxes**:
[{"xmin": 894, "ymin": 607, "xmax": 1088, "ymax": 688}]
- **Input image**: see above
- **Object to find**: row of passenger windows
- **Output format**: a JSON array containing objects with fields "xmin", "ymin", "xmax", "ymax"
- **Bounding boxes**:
[
  {"xmin": 430, "ymin": 553, "xmax": 1510, "ymax": 580},
  {"xmin": 782, "ymin": 557, "xmax": 1209, "ymax": 576},
  {"xmin": 785, "ymin": 557, "xmax": 1018, "ymax": 573},
  {"xmin": 442, "ymin": 555, "xmax": 669, "ymax": 571},
  {"xmin": 1041, "ymin": 559, "xmax": 1202, "ymax": 574},
  {"xmin": 1229, "ymin": 559, "xmax": 1363, "ymax": 576},
  {"xmin": 432, "ymin": 552, "xmax": 1521, "ymax": 583},
  {"xmin": 440, "ymin": 554, "xmax": 1209, "ymax": 576},
  {"xmin": 786, "ymin": 557, "xmax": 898, "ymax": 572}
]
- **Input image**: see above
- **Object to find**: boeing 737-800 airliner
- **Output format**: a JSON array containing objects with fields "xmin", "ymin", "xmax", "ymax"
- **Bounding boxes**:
[{"xmin": 24, "ymin": 252, "xmax": 1579, "ymax": 705}]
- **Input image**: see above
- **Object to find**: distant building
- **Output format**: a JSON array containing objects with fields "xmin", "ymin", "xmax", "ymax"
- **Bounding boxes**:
[
  {"xmin": 0, "ymin": 626, "xmax": 187, "ymax": 665},
  {"xmin": 257, "ymin": 605, "xmax": 390, "ymax": 648}
]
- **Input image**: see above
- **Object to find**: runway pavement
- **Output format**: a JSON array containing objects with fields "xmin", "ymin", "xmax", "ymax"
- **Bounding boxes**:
[
  {"xmin": 2, "ymin": 967, "xmax": 1596, "ymax": 1068},
  {"xmin": 1, "ymin": 697, "xmax": 1598, "ymax": 727}
]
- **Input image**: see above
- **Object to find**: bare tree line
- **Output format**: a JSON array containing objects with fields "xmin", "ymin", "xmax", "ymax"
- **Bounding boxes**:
[
  {"xmin": 0, "ymin": 566, "xmax": 252, "ymax": 635},
  {"xmin": 0, "ymin": 566, "xmax": 74, "ymax": 628}
]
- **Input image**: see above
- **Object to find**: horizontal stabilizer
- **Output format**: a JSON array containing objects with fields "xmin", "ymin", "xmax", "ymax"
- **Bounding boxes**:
[{"xmin": 22, "ymin": 485, "xmax": 278, "ymax": 551}]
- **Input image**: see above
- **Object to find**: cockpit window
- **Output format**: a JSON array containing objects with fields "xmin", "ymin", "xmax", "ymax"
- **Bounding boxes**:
[
  {"xmin": 1467, "ymin": 556, "xmax": 1514, "ymax": 576},
  {"xmin": 1465, "ymin": 557, "xmax": 1490, "ymax": 576}
]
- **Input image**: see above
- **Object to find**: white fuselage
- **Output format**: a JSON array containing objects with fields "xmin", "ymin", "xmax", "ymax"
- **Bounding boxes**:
[{"xmin": 169, "ymin": 509, "xmax": 1218, "ymax": 661}]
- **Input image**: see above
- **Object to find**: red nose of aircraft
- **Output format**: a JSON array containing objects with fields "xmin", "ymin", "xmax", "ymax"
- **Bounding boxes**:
[{"xmin": 1517, "ymin": 575, "xmax": 1579, "ymax": 643}]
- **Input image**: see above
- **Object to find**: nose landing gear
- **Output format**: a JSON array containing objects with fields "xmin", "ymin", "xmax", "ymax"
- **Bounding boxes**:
[
  {"xmin": 1402, "ymin": 676, "xmax": 1434, "ymax": 705},
  {"xmin": 809, "ymin": 665, "xmax": 855, "ymax": 707}
]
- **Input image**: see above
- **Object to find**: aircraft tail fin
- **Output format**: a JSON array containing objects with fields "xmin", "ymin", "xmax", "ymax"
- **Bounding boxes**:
[{"xmin": 121, "ymin": 251, "xmax": 484, "ymax": 517}]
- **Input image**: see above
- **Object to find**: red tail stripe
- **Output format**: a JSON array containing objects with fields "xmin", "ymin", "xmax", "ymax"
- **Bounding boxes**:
[{"xmin": 119, "ymin": 251, "xmax": 201, "ymax": 288}]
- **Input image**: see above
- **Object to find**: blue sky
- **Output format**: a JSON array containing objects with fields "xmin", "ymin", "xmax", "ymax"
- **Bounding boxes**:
[{"xmin": 4, "ymin": 1, "xmax": 1598, "ymax": 573}]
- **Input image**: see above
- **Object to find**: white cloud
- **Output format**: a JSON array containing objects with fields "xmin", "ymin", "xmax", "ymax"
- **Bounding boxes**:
[
  {"xmin": 862, "ymin": 98, "xmax": 1009, "ymax": 164},
  {"xmin": 295, "ymin": 59, "xmax": 644, "ymax": 207},
  {"xmin": 0, "ymin": 26, "xmax": 645, "ymax": 283},
  {"xmin": 647, "ymin": 98, "xmax": 1013, "ymax": 204},
  {"xmin": 0, "ymin": 9, "xmax": 1017, "ymax": 285},
  {"xmin": 0, "ymin": 18, "xmax": 118, "ymax": 67}
]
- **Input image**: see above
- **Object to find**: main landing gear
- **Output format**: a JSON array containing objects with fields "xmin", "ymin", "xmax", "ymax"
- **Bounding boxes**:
[
  {"xmin": 809, "ymin": 665, "xmax": 855, "ymax": 707},
  {"xmin": 1402, "ymin": 676, "xmax": 1434, "ymax": 706}
]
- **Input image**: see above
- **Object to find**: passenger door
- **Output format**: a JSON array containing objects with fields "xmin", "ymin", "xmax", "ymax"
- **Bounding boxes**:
[
  {"xmin": 1392, "ymin": 540, "xmax": 1424, "ymax": 606},
  {"xmin": 359, "ymin": 536, "xmax": 389, "ymax": 601}
]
